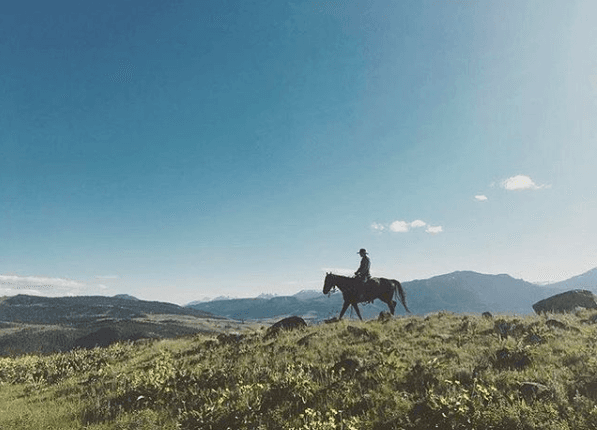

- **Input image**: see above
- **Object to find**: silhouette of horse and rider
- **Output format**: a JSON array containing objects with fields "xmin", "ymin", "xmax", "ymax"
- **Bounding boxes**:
[{"xmin": 323, "ymin": 248, "xmax": 410, "ymax": 320}]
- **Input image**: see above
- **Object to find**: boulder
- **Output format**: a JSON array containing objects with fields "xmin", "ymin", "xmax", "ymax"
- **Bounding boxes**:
[
  {"xmin": 378, "ymin": 311, "xmax": 392, "ymax": 322},
  {"xmin": 532, "ymin": 289, "xmax": 597, "ymax": 314},
  {"xmin": 265, "ymin": 316, "xmax": 307, "ymax": 337},
  {"xmin": 519, "ymin": 382, "xmax": 551, "ymax": 402},
  {"xmin": 493, "ymin": 347, "xmax": 532, "ymax": 370},
  {"xmin": 333, "ymin": 357, "xmax": 361, "ymax": 375},
  {"xmin": 217, "ymin": 333, "xmax": 245, "ymax": 345}
]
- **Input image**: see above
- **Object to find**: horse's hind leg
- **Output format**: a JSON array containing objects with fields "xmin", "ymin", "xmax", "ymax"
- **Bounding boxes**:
[
  {"xmin": 389, "ymin": 300, "xmax": 397, "ymax": 315},
  {"xmin": 381, "ymin": 291, "xmax": 396, "ymax": 315}
]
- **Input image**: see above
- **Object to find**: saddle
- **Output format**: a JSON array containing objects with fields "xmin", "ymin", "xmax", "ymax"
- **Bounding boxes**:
[{"xmin": 355, "ymin": 276, "xmax": 374, "ymax": 303}]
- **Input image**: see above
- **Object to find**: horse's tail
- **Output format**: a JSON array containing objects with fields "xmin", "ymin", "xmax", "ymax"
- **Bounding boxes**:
[{"xmin": 393, "ymin": 280, "xmax": 411, "ymax": 313}]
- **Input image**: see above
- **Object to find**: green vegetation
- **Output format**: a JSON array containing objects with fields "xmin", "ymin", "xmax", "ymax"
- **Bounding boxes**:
[{"xmin": 2, "ymin": 311, "xmax": 597, "ymax": 429}]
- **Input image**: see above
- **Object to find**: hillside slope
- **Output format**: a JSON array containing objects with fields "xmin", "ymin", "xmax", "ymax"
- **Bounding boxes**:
[
  {"xmin": 0, "ymin": 295, "xmax": 229, "ymax": 356},
  {"xmin": 2, "ymin": 311, "xmax": 597, "ymax": 429}
]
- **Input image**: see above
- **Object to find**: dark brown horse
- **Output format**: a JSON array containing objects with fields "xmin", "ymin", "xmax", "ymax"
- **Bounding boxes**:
[{"xmin": 323, "ymin": 273, "xmax": 410, "ymax": 320}]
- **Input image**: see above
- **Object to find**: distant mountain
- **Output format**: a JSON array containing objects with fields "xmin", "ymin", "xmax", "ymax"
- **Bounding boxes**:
[
  {"xmin": 0, "ymin": 294, "xmax": 219, "ymax": 325},
  {"xmin": 187, "ymin": 293, "xmax": 342, "ymax": 320},
  {"xmin": 292, "ymin": 290, "xmax": 322, "ymax": 301},
  {"xmin": 186, "ymin": 270, "xmax": 583, "ymax": 320},
  {"xmin": 404, "ymin": 271, "xmax": 547, "ymax": 315},
  {"xmin": 113, "ymin": 294, "xmax": 139, "ymax": 301},
  {"xmin": 0, "ymin": 294, "xmax": 231, "ymax": 356},
  {"xmin": 543, "ymin": 268, "xmax": 597, "ymax": 292}
]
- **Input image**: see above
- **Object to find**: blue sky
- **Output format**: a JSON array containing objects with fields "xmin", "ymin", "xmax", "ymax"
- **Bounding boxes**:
[{"xmin": 2, "ymin": 0, "xmax": 596, "ymax": 304}]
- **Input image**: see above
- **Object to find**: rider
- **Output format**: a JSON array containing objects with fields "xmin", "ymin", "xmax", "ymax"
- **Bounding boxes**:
[{"xmin": 355, "ymin": 248, "xmax": 372, "ymax": 302}]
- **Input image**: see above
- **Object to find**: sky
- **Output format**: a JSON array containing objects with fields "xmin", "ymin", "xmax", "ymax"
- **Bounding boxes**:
[{"xmin": 2, "ymin": 0, "xmax": 596, "ymax": 305}]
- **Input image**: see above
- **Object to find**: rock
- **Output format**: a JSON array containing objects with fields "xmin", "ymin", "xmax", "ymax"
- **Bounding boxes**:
[
  {"xmin": 519, "ymin": 382, "xmax": 550, "ymax": 401},
  {"xmin": 493, "ymin": 347, "xmax": 532, "ymax": 370},
  {"xmin": 297, "ymin": 332, "xmax": 317, "ymax": 346},
  {"xmin": 346, "ymin": 325, "xmax": 368, "ymax": 337},
  {"xmin": 533, "ymin": 289, "xmax": 597, "ymax": 314},
  {"xmin": 345, "ymin": 325, "xmax": 379, "ymax": 341},
  {"xmin": 333, "ymin": 357, "xmax": 361, "ymax": 375},
  {"xmin": 482, "ymin": 312, "xmax": 493, "ymax": 319},
  {"xmin": 217, "ymin": 333, "xmax": 245, "ymax": 344},
  {"xmin": 378, "ymin": 311, "xmax": 392, "ymax": 322},
  {"xmin": 524, "ymin": 333, "xmax": 544, "ymax": 345},
  {"xmin": 266, "ymin": 316, "xmax": 307, "ymax": 337},
  {"xmin": 545, "ymin": 319, "xmax": 567, "ymax": 330},
  {"xmin": 494, "ymin": 319, "xmax": 525, "ymax": 339}
]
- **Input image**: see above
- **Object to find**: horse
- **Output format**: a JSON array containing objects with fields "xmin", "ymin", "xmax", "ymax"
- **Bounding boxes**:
[{"xmin": 323, "ymin": 273, "xmax": 410, "ymax": 320}]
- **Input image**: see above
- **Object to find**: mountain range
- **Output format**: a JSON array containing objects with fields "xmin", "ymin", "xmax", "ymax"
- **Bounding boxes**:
[{"xmin": 186, "ymin": 268, "xmax": 597, "ymax": 321}]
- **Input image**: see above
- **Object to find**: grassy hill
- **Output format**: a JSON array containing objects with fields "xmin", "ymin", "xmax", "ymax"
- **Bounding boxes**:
[
  {"xmin": 0, "ymin": 294, "xmax": 234, "ymax": 356},
  {"xmin": 2, "ymin": 311, "xmax": 597, "ymax": 429}
]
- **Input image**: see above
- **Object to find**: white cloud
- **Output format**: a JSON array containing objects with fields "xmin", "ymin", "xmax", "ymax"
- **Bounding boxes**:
[
  {"xmin": 0, "ymin": 274, "xmax": 87, "ymax": 296},
  {"xmin": 390, "ymin": 220, "xmax": 410, "ymax": 233},
  {"xmin": 501, "ymin": 175, "xmax": 548, "ymax": 191},
  {"xmin": 377, "ymin": 219, "xmax": 441, "ymax": 235},
  {"xmin": 410, "ymin": 220, "xmax": 427, "ymax": 228},
  {"xmin": 426, "ymin": 225, "xmax": 443, "ymax": 234},
  {"xmin": 371, "ymin": 222, "xmax": 385, "ymax": 231},
  {"xmin": 475, "ymin": 195, "xmax": 488, "ymax": 201},
  {"xmin": 0, "ymin": 274, "xmax": 84, "ymax": 288}
]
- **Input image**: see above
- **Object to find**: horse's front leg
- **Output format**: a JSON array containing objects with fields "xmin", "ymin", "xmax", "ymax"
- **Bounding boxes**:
[
  {"xmin": 338, "ymin": 301, "xmax": 350, "ymax": 320},
  {"xmin": 352, "ymin": 303, "xmax": 363, "ymax": 321}
]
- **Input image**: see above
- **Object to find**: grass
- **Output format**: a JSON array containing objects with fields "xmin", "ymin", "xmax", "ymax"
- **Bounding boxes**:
[{"xmin": 2, "ymin": 311, "xmax": 597, "ymax": 429}]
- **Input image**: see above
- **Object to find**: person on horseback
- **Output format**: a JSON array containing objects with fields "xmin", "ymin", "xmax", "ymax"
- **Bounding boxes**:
[{"xmin": 355, "ymin": 248, "xmax": 372, "ymax": 302}]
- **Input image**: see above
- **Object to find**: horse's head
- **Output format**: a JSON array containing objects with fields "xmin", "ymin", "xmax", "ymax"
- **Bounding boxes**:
[{"xmin": 323, "ymin": 272, "xmax": 336, "ymax": 295}]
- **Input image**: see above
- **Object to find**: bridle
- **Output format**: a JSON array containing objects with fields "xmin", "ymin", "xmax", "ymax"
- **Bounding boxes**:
[{"xmin": 325, "ymin": 274, "xmax": 338, "ymax": 297}]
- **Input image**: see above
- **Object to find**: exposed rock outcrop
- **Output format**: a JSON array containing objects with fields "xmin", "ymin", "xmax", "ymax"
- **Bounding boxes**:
[
  {"xmin": 532, "ymin": 289, "xmax": 597, "ymax": 314},
  {"xmin": 265, "ymin": 316, "xmax": 307, "ymax": 337}
]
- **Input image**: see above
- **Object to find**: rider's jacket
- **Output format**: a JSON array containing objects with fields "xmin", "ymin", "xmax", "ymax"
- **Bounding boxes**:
[{"xmin": 355, "ymin": 255, "xmax": 371, "ymax": 280}]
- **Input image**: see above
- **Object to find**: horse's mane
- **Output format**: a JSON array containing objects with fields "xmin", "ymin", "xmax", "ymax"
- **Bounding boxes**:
[{"xmin": 328, "ymin": 273, "xmax": 353, "ymax": 280}]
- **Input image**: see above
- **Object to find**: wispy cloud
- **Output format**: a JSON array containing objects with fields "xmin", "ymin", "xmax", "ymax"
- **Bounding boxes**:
[
  {"xmin": 0, "ymin": 274, "xmax": 108, "ymax": 297},
  {"xmin": 371, "ymin": 222, "xmax": 385, "ymax": 231},
  {"xmin": 501, "ymin": 175, "xmax": 549, "ymax": 191},
  {"xmin": 426, "ymin": 225, "xmax": 443, "ymax": 234},
  {"xmin": 373, "ymin": 219, "xmax": 442, "ymax": 235},
  {"xmin": 475, "ymin": 195, "xmax": 488, "ymax": 201},
  {"xmin": 0, "ymin": 274, "xmax": 84, "ymax": 289}
]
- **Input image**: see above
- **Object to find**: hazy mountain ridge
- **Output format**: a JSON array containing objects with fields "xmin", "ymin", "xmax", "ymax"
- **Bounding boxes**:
[
  {"xmin": 544, "ymin": 267, "xmax": 597, "ymax": 291},
  {"xmin": 186, "ymin": 269, "xmax": 597, "ymax": 320},
  {"xmin": 0, "ymin": 294, "xmax": 218, "ymax": 325}
]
